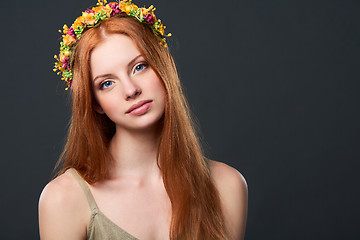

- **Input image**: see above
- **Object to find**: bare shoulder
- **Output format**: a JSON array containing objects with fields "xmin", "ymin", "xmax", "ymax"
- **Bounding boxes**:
[
  {"xmin": 39, "ymin": 170, "xmax": 83, "ymax": 208},
  {"xmin": 209, "ymin": 160, "xmax": 248, "ymax": 240},
  {"xmin": 209, "ymin": 160, "xmax": 247, "ymax": 189},
  {"xmin": 38, "ymin": 170, "xmax": 89, "ymax": 240}
]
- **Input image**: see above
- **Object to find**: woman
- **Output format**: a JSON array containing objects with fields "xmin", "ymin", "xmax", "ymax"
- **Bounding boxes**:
[{"xmin": 39, "ymin": 1, "xmax": 247, "ymax": 239}]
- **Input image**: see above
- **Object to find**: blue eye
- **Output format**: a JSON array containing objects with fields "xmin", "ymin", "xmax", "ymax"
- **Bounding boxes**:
[
  {"xmin": 134, "ymin": 63, "xmax": 148, "ymax": 73},
  {"xmin": 100, "ymin": 81, "xmax": 113, "ymax": 89}
]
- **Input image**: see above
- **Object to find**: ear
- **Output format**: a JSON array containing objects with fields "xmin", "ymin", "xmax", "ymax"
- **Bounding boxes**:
[{"xmin": 93, "ymin": 104, "xmax": 105, "ymax": 114}]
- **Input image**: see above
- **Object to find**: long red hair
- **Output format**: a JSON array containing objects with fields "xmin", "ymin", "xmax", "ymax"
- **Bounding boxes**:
[{"xmin": 55, "ymin": 15, "xmax": 228, "ymax": 239}]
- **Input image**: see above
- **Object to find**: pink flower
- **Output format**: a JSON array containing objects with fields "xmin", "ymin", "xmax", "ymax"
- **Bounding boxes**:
[
  {"xmin": 67, "ymin": 27, "xmax": 76, "ymax": 38},
  {"xmin": 60, "ymin": 57, "xmax": 70, "ymax": 70},
  {"xmin": 144, "ymin": 14, "xmax": 155, "ymax": 24},
  {"xmin": 85, "ymin": 8, "xmax": 95, "ymax": 13},
  {"xmin": 109, "ymin": 3, "xmax": 121, "ymax": 15},
  {"xmin": 61, "ymin": 57, "xmax": 69, "ymax": 63}
]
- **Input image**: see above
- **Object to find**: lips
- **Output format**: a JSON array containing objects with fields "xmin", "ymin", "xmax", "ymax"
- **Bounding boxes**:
[{"xmin": 126, "ymin": 100, "xmax": 153, "ymax": 114}]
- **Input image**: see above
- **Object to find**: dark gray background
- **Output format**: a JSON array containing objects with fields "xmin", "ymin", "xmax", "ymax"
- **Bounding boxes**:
[{"xmin": 0, "ymin": 0, "xmax": 359, "ymax": 239}]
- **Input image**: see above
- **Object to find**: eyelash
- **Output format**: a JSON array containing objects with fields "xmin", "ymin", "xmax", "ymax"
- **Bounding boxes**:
[
  {"xmin": 98, "ymin": 62, "xmax": 149, "ymax": 90},
  {"xmin": 99, "ymin": 80, "xmax": 113, "ymax": 90},
  {"xmin": 134, "ymin": 62, "xmax": 148, "ymax": 73}
]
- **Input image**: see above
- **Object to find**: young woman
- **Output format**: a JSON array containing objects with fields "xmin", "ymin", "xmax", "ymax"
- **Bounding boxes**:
[{"xmin": 39, "ymin": 1, "xmax": 247, "ymax": 239}]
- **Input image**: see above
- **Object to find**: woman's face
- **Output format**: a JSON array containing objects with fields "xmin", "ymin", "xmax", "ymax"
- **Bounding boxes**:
[{"xmin": 90, "ymin": 34, "xmax": 166, "ymax": 131}]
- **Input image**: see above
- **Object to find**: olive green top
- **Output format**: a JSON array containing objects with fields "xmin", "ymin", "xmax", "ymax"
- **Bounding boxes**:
[{"xmin": 70, "ymin": 168, "xmax": 139, "ymax": 240}]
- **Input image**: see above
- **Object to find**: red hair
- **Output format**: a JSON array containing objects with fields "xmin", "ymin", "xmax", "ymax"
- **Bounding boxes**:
[{"xmin": 56, "ymin": 15, "xmax": 228, "ymax": 239}]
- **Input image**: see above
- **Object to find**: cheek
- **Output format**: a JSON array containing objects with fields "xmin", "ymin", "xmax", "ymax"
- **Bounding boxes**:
[
  {"xmin": 154, "ymin": 80, "xmax": 167, "ymax": 104},
  {"xmin": 150, "ymin": 75, "xmax": 166, "ymax": 96},
  {"xmin": 96, "ymin": 93, "xmax": 121, "ymax": 115}
]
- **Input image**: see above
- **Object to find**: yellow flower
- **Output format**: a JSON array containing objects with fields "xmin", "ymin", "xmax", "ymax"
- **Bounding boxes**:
[
  {"xmin": 63, "ymin": 34, "xmax": 76, "ymax": 46},
  {"xmin": 124, "ymin": 5, "xmax": 132, "ymax": 13},
  {"xmin": 82, "ymin": 12, "xmax": 96, "ymax": 25},
  {"xmin": 97, "ymin": 0, "xmax": 107, "ymax": 6},
  {"xmin": 59, "ymin": 52, "xmax": 66, "ymax": 62},
  {"xmin": 63, "ymin": 50, "xmax": 71, "ymax": 57},
  {"xmin": 61, "ymin": 24, "xmax": 69, "ymax": 34},
  {"xmin": 103, "ymin": 5, "xmax": 112, "ymax": 17}
]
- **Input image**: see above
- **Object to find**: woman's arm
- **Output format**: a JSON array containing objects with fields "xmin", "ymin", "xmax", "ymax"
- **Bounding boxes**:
[
  {"xmin": 38, "ymin": 171, "xmax": 89, "ymax": 240},
  {"xmin": 210, "ymin": 160, "xmax": 248, "ymax": 240}
]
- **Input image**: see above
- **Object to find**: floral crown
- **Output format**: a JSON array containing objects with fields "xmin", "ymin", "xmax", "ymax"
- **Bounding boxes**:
[{"xmin": 53, "ymin": 0, "xmax": 171, "ymax": 90}]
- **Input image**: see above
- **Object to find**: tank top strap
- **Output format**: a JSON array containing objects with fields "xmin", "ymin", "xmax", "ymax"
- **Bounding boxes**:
[{"xmin": 69, "ymin": 168, "xmax": 99, "ymax": 212}]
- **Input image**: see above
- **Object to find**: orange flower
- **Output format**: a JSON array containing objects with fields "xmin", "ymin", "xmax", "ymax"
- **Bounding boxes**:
[
  {"xmin": 131, "ymin": 4, "xmax": 138, "ymax": 11},
  {"xmin": 63, "ymin": 34, "xmax": 76, "ymax": 46},
  {"xmin": 119, "ymin": 1, "xmax": 136, "ymax": 14},
  {"xmin": 155, "ymin": 20, "xmax": 165, "ymax": 35},
  {"xmin": 82, "ymin": 12, "xmax": 96, "ymax": 25},
  {"xmin": 92, "ymin": 6, "xmax": 103, "ymax": 13},
  {"xmin": 72, "ymin": 17, "xmax": 84, "ymax": 30},
  {"xmin": 141, "ymin": 5, "xmax": 155, "ymax": 15},
  {"xmin": 59, "ymin": 52, "xmax": 66, "ymax": 62},
  {"xmin": 92, "ymin": 5, "xmax": 112, "ymax": 18}
]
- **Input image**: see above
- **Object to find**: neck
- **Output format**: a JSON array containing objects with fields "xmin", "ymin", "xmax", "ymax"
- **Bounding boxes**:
[{"xmin": 108, "ymin": 124, "xmax": 162, "ymax": 180}]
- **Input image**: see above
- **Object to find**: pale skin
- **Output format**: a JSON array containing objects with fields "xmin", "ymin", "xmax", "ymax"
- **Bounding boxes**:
[{"xmin": 39, "ymin": 34, "xmax": 248, "ymax": 240}]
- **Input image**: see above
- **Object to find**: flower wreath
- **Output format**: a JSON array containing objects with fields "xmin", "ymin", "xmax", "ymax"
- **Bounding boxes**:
[{"xmin": 53, "ymin": 0, "xmax": 171, "ymax": 90}]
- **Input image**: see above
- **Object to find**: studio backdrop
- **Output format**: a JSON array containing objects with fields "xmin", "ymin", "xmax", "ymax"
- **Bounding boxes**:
[{"xmin": 0, "ymin": 0, "xmax": 359, "ymax": 239}]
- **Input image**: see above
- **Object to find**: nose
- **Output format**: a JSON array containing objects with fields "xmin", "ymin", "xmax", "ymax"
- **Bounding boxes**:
[{"xmin": 123, "ymin": 78, "xmax": 141, "ymax": 100}]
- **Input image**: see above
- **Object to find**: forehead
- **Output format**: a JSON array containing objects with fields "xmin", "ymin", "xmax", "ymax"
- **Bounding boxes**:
[{"xmin": 90, "ymin": 34, "xmax": 141, "ymax": 76}]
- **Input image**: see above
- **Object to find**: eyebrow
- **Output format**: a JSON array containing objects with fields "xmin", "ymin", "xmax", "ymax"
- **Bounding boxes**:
[{"xmin": 92, "ymin": 54, "xmax": 143, "ymax": 82}]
